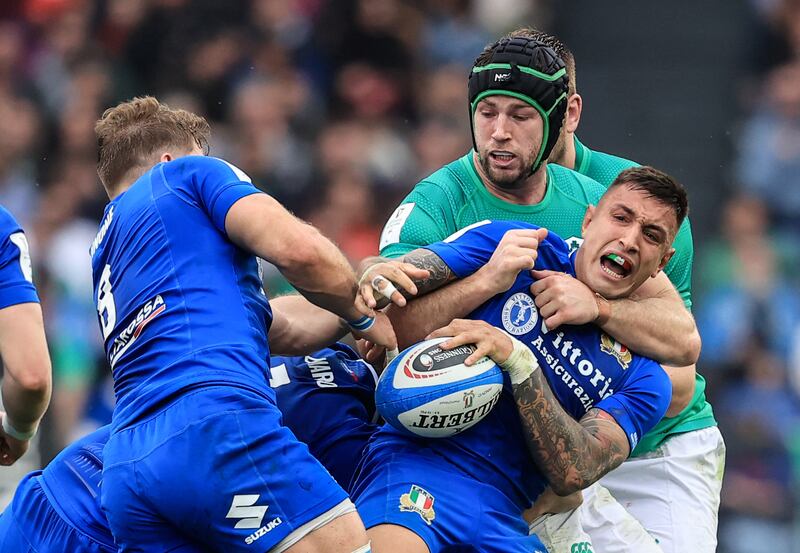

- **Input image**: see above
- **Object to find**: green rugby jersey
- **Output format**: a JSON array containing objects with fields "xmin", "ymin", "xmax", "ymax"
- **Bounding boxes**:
[
  {"xmin": 380, "ymin": 147, "xmax": 715, "ymax": 456},
  {"xmin": 379, "ymin": 152, "xmax": 605, "ymax": 258},
  {"xmin": 572, "ymin": 137, "xmax": 716, "ymax": 455}
]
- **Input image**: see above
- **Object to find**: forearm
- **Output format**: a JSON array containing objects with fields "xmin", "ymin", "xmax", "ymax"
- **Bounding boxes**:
[
  {"xmin": 226, "ymin": 195, "xmax": 362, "ymax": 321},
  {"xmin": 268, "ymin": 295, "xmax": 348, "ymax": 356},
  {"xmin": 601, "ymin": 294, "xmax": 700, "ymax": 366},
  {"xmin": 280, "ymin": 232, "xmax": 362, "ymax": 322},
  {"xmin": 512, "ymin": 370, "xmax": 627, "ymax": 495},
  {"xmin": 0, "ymin": 304, "xmax": 52, "ymax": 431},
  {"xmin": 2, "ymin": 375, "xmax": 50, "ymax": 432}
]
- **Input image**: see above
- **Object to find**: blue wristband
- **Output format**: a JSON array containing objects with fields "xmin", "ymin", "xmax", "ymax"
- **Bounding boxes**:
[{"xmin": 348, "ymin": 315, "xmax": 375, "ymax": 331}]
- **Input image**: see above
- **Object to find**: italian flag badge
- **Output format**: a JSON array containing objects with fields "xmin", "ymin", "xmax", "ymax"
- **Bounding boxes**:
[{"xmin": 399, "ymin": 485, "xmax": 436, "ymax": 525}]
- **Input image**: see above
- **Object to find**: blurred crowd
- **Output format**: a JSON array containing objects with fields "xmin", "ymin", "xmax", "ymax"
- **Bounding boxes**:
[
  {"xmin": 696, "ymin": 0, "xmax": 800, "ymax": 551},
  {"xmin": 0, "ymin": 0, "xmax": 799, "ymax": 551}
]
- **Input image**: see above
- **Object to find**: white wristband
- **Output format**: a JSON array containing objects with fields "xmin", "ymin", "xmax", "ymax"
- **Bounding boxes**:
[
  {"xmin": 2, "ymin": 414, "xmax": 37, "ymax": 441},
  {"xmin": 499, "ymin": 333, "xmax": 539, "ymax": 386}
]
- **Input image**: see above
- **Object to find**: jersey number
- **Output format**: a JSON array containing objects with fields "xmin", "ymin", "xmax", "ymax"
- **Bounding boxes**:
[
  {"xmin": 97, "ymin": 264, "xmax": 117, "ymax": 339},
  {"xmin": 9, "ymin": 232, "xmax": 33, "ymax": 283}
]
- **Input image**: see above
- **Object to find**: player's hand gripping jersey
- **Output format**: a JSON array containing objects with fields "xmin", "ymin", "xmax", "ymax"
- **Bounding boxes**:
[
  {"xmin": 0, "ymin": 426, "xmax": 114, "ymax": 552},
  {"xmin": 352, "ymin": 221, "xmax": 671, "ymax": 551},
  {"xmin": 270, "ymin": 343, "xmax": 379, "ymax": 492},
  {"xmin": 0, "ymin": 206, "xmax": 38, "ymax": 308},
  {"xmin": 90, "ymin": 156, "xmax": 271, "ymax": 428}
]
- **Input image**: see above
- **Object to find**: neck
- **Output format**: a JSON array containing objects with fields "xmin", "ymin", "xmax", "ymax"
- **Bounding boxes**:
[
  {"xmin": 561, "ymin": 142, "xmax": 576, "ymax": 171},
  {"xmin": 472, "ymin": 151, "xmax": 548, "ymax": 205},
  {"xmin": 574, "ymin": 247, "xmax": 586, "ymax": 281},
  {"xmin": 552, "ymin": 133, "xmax": 577, "ymax": 170}
]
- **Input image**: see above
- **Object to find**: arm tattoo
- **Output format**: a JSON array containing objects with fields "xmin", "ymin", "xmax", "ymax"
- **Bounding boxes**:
[
  {"xmin": 512, "ymin": 369, "xmax": 629, "ymax": 495},
  {"xmin": 401, "ymin": 248, "xmax": 455, "ymax": 298}
]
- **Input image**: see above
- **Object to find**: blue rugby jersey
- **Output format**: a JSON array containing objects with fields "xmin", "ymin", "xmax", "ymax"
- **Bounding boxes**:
[
  {"xmin": 36, "ymin": 426, "xmax": 113, "ymax": 548},
  {"xmin": 0, "ymin": 205, "xmax": 38, "ymax": 308},
  {"xmin": 270, "ymin": 343, "xmax": 379, "ymax": 491},
  {"xmin": 90, "ymin": 156, "xmax": 272, "ymax": 428},
  {"xmin": 367, "ymin": 220, "xmax": 671, "ymax": 510}
]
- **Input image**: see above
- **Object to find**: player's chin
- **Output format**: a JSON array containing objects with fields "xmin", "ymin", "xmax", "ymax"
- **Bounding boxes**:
[
  {"xmin": 488, "ymin": 168, "xmax": 526, "ymax": 189},
  {"xmin": 588, "ymin": 272, "xmax": 631, "ymax": 301}
]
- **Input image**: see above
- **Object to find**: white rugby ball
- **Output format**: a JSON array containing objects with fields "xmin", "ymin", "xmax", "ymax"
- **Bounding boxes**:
[{"xmin": 375, "ymin": 337, "xmax": 504, "ymax": 438}]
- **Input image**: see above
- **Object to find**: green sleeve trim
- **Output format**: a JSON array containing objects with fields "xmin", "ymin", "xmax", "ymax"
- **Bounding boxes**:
[{"xmin": 472, "ymin": 64, "xmax": 566, "ymax": 82}]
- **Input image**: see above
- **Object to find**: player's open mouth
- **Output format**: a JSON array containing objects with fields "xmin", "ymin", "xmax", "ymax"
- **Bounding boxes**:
[
  {"xmin": 489, "ymin": 151, "xmax": 515, "ymax": 166},
  {"xmin": 600, "ymin": 253, "xmax": 632, "ymax": 279}
]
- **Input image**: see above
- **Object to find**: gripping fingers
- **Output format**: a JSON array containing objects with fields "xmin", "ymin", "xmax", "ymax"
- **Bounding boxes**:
[
  {"xmin": 359, "ymin": 281, "xmax": 378, "ymax": 310},
  {"xmin": 371, "ymin": 275, "xmax": 404, "ymax": 306}
]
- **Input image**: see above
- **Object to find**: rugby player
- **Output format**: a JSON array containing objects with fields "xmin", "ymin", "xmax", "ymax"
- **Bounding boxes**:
[
  {"xmin": 352, "ymin": 167, "xmax": 685, "ymax": 553},
  {"xmin": 365, "ymin": 29, "xmax": 719, "ymax": 552},
  {"xmin": 91, "ymin": 97, "xmax": 394, "ymax": 552},
  {"xmin": 372, "ymin": 34, "xmax": 700, "ymax": 371},
  {"xmin": 0, "ymin": 205, "xmax": 51, "ymax": 467}
]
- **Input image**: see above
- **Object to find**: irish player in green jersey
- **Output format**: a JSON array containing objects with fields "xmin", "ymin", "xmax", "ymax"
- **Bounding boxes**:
[{"xmin": 367, "ymin": 28, "xmax": 718, "ymax": 553}]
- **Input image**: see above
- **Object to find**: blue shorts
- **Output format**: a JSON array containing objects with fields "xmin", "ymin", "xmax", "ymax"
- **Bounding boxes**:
[
  {"xmin": 351, "ymin": 446, "xmax": 546, "ymax": 553},
  {"xmin": 0, "ymin": 473, "xmax": 115, "ymax": 553},
  {"xmin": 102, "ymin": 386, "xmax": 348, "ymax": 552}
]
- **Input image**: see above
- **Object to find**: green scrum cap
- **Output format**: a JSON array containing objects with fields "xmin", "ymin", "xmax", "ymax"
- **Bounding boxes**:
[{"xmin": 468, "ymin": 36, "xmax": 569, "ymax": 174}]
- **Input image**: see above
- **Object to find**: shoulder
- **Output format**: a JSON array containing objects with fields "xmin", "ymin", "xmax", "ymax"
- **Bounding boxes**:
[
  {"xmin": 0, "ymin": 206, "xmax": 22, "ymax": 237},
  {"xmin": 547, "ymin": 164, "xmax": 606, "ymax": 205},
  {"xmin": 585, "ymin": 149, "xmax": 639, "ymax": 187},
  {"xmin": 162, "ymin": 156, "xmax": 252, "ymax": 186}
]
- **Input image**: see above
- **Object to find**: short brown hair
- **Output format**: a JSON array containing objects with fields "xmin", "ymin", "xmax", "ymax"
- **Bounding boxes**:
[
  {"xmin": 95, "ymin": 96, "xmax": 210, "ymax": 190},
  {"xmin": 475, "ymin": 27, "xmax": 577, "ymax": 95},
  {"xmin": 609, "ymin": 166, "xmax": 689, "ymax": 230}
]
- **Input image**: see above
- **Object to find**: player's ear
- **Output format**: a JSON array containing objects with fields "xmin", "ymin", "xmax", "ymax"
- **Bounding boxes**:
[
  {"xmin": 653, "ymin": 247, "xmax": 675, "ymax": 277},
  {"xmin": 564, "ymin": 93, "xmax": 582, "ymax": 133},
  {"xmin": 581, "ymin": 204, "xmax": 594, "ymax": 237},
  {"xmin": 160, "ymin": 153, "xmax": 174, "ymax": 163}
]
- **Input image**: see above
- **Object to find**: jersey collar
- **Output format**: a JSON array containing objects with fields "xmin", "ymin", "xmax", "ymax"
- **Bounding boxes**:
[{"xmin": 573, "ymin": 136, "xmax": 592, "ymax": 175}]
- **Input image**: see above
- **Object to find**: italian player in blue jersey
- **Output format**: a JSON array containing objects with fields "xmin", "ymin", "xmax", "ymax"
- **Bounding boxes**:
[
  {"xmin": 0, "ymin": 343, "xmax": 380, "ymax": 552},
  {"xmin": 91, "ymin": 97, "xmax": 398, "ymax": 552},
  {"xmin": 354, "ymin": 167, "xmax": 684, "ymax": 553},
  {"xmin": 270, "ymin": 343, "xmax": 379, "ymax": 492},
  {"xmin": 0, "ymin": 206, "xmax": 51, "ymax": 467},
  {"xmin": 0, "ymin": 426, "xmax": 113, "ymax": 552}
]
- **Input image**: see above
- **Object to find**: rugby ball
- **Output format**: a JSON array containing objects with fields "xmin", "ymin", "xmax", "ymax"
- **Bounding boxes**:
[{"xmin": 375, "ymin": 337, "xmax": 504, "ymax": 438}]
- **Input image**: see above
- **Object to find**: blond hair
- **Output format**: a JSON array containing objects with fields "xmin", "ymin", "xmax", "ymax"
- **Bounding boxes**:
[{"xmin": 95, "ymin": 96, "xmax": 210, "ymax": 191}]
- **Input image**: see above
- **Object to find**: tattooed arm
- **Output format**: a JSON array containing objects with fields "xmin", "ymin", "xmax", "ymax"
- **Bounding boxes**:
[
  {"xmin": 513, "ymin": 371, "xmax": 630, "ymax": 496},
  {"xmin": 430, "ymin": 319, "xmax": 630, "ymax": 496}
]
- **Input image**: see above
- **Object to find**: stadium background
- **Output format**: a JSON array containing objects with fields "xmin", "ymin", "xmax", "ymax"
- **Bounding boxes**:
[{"xmin": 0, "ymin": 0, "xmax": 798, "ymax": 551}]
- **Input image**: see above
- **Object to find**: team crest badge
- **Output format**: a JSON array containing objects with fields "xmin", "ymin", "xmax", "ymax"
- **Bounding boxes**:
[
  {"xmin": 600, "ymin": 334, "xmax": 632, "ymax": 369},
  {"xmin": 565, "ymin": 236, "xmax": 584, "ymax": 253},
  {"xmin": 501, "ymin": 293, "xmax": 538, "ymax": 335},
  {"xmin": 399, "ymin": 485, "xmax": 436, "ymax": 525}
]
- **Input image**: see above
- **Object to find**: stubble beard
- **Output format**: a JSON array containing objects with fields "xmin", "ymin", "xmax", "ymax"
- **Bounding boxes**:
[{"xmin": 478, "ymin": 149, "xmax": 537, "ymax": 190}]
